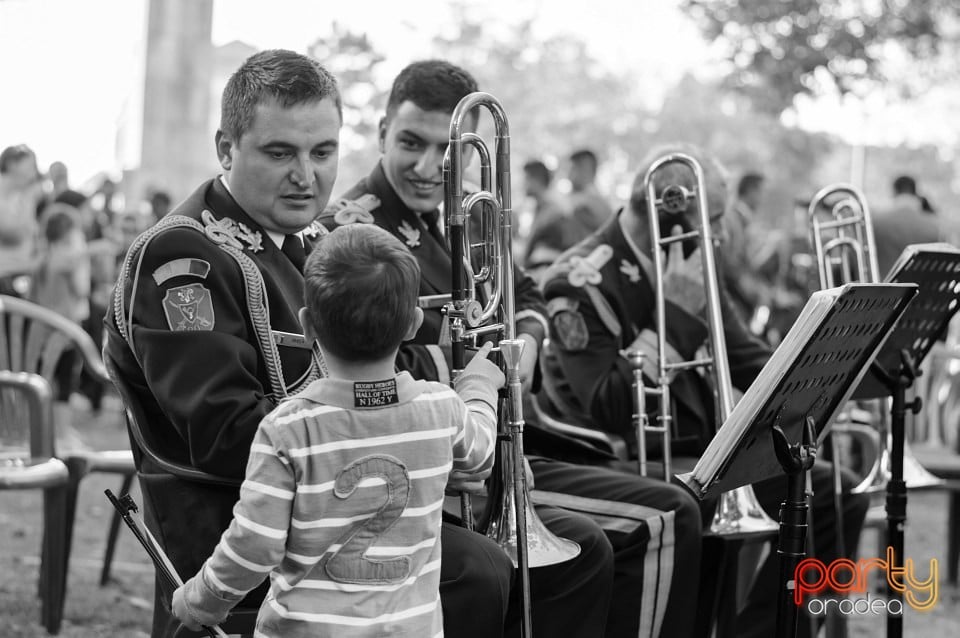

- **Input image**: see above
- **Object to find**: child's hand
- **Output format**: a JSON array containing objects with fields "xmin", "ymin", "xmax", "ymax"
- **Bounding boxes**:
[
  {"xmin": 460, "ymin": 342, "xmax": 506, "ymax": 389},
  {"xmin": 171, "ymin": 585, "xmax": 203, "ymax": 632}
]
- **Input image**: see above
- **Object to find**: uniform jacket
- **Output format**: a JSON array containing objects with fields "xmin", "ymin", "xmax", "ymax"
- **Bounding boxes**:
[
  {"xmin": 319, "ymin": 162, "xmax": 549, "ymax": 384},
  {"xmin": 103, "ymin": 177, "xmax": 324, "ymax": 605},
  {"xmin": 540, "ymin": 210, "xmax": 770, "ymax": 456}
]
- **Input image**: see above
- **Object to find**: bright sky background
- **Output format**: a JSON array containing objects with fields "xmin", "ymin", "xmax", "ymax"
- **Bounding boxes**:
[{"xmin": 0, "ymin": 0, "xmax": 953, "ymax": 188}]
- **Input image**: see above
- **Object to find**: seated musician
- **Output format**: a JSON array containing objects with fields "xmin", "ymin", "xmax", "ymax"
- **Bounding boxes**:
[
  {"xmin": 321, "ymin": 59, "xmax": 704, "ymax": 638},
  {"xmin": 538, "ymin": 142, "xmax": 871, "ymax": 638},
  {"xmin": 171, "ymin": 224, "xmax": 503, "ymax": 636},
  {"xmin": 103, "ymin": 50, "xmax": 342, "ymax": 637}
]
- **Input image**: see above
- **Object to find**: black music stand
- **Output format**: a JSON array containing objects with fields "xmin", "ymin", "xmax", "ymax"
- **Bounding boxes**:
[
  {"xmin": 678, "ymin": 283, "xmax": 917, "ymax": 638},
  {"xmin": 851, "ymin": 244, "xmax": 960, "ymax": 638}
]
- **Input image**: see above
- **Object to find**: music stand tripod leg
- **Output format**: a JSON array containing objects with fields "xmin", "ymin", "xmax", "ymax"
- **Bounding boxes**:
[
  {"xmin": 872, "ymin": 350, "xmax": 922, "ymax": 638},
  {"xmin": 773, "ymin": 416, "xmax": 818, "ymax": 638}
]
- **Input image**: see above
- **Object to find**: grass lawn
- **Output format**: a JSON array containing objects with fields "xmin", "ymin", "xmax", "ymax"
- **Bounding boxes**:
[{"xmin": 0, "ymin": 399, "xmax": 957, "ymax": 636}]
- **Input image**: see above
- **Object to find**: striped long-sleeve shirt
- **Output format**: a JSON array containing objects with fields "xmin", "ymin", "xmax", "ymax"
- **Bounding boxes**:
[{"xmin": 176, "ymin": 370, "xmax": 498, "ymax": 638}]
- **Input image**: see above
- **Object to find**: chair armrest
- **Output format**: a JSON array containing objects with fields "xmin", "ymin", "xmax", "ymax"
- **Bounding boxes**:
[
  {"xmin": 0, "ymin": 370, "xmax": 56, "ymax": 458},
  {"xmin": 124, "ymin": 408, "xmax": 241, "ymax": 488},
  {"xmin": 528, "ymin": 393, "xmax": 628, "ymax": 460}
]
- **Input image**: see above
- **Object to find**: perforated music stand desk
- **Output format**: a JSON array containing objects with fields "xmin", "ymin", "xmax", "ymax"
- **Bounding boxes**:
[
  {"xmin": 854, "ymin": 244, "xmax": 960, "ymax": 400},
  {"xmin": 678, "ymin": 282, "xmax": 917, "ymax": 638},
  {"xmin": 847, "ymin": 245, "xmax": 960, "ymax": 638},
  {"xmin": 678, "ymin": 283, "xmax": 917, "ymax": 499}
]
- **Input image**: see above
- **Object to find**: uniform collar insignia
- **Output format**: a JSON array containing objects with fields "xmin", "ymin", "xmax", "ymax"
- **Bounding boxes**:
[
  {"xmin": 398, "ymin": 220, "xmax": 421, "ymax": 248},
  {"xmin": 201, "ymin": 209, "xmax": 264, "ymax": 253},
  {"xmin": 568, "ymin": 244, "xmax": 613, "ymax": 288},
  {"xmin": 619, "ymin": 259, "xmax": 641, "ymax": 283},
  {"xmin": 303, "ymin": 220, "xmax": 329, "ymax": 239}
]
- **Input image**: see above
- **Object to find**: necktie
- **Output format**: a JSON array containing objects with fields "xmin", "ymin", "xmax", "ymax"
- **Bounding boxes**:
[
  {"xmin": 281, "ymin": 234, "xmax": 306, "ymax": 272},
  {"xmin": 421, "ymin": 210, "xmax": 446, "ymax": 247}
]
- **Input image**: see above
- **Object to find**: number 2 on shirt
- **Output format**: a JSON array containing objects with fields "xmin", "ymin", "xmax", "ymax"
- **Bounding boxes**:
[{"xmin": 325, "ymin": 454, "xmax": 413, "ymax": 585}]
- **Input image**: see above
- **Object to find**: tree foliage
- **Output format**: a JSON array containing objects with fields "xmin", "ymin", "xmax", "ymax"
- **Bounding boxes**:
[
  {"xmin": 683, "ymin": 0, "xmax": 960, "ymax": 113},
  {"xmin": 308, "ymin": 23, "xmax": 388, "ymax": 187},
  {"xmin": 429, "ymin": 3, "xmax": 642, "ymax": 176}
]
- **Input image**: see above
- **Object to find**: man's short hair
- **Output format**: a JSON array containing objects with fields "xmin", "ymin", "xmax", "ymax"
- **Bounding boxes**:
[
  {"xmin": 893, "ymin": 175, "xmax": 917, "ymax": 196},
  {"xmin": 569, "ymin": 149, "xmax": 599, "ymax": 175},
  {"xmin": 385, "ymin": 60, "xmax": 478, "ymax": 121},
  {"xmin": 304, "ymin": 224, "xmax": 421, "ymax": 362},
  {"xmin": 737, "ymin": 172, "xmax": 764, "ymax": 198},
  {"xmin": 0, "ymin": 144, "xmax": 35, "ymax": 174},
  {"xmin": 523, "ymin": 160, "xmax": 552, "ymax": 187},
  {"xmin": 628, "ymin": 143, "xmax": 729, "ymax": 220},
  {"xmin": 220, "ymin": 49, "xmax": 342, "ymax": 142}
]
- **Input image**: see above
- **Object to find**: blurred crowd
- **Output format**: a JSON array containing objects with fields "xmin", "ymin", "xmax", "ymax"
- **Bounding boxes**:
[
  {"xmin": 0, "ymin": 144, "xmax": 169, "ymax": 410},
  {"xmin": 514, "ymin": 148, "xmax": 955, "ymax": 348}
]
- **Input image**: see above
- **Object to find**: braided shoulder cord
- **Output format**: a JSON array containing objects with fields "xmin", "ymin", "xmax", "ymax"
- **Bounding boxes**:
[{"xmin": 113, "ymin": 214, "xmax": 310, "ymax": 400}]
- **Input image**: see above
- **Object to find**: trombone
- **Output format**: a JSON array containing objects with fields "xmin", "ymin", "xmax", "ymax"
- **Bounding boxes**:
[
  {"xmin": 440, "ymin": 92, "xmax": 581, "ymax": 636},
  {"xmin": 629, "ymin": 152, "xmax": 779, "ymax": 537},
  {"xmin": 807, "ymin": 183, "xmax": 943, "ymax": 493}
]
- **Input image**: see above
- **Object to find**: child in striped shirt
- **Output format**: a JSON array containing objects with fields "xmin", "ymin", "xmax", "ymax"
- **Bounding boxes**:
[{"xmin": 172, "ymin": 224, "xmax": 503, "ymax": 637}]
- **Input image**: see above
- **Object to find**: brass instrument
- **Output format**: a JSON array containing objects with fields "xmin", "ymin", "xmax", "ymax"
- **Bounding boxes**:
[
  {"xmin": 808, "ymin": 184, "xmax": 943, "ymax": 492},
  {"xmin": 630, "ymin": 152, "xmax": 779, "ymax": 536},
  {"xmin": 440, "ymin": 92, "xmax": 581, "ymax": 636}
]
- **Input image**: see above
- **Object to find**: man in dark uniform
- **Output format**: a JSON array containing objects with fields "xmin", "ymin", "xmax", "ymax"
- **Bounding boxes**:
[
  {"xmin": 103, "ymin": 51, "xmax": 515, "ymax": 638},
  {"xmin": 321, "ymin": 59, "xmax": 702, "ymax": 638},
  {"xmin": 539, "ymin": 143, "xmax": 871, "ymax": 638}
]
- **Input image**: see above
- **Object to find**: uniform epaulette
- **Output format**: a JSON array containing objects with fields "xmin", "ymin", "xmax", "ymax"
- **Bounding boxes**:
[
  {"xmin": 567, "ymin": 244, "xmax": 613, "ymax": 288},
  {"xmin": 323, "ymin": 193, "xmax": 381, "ymax": 226},
  {"xmin": 200, "ymin": 209, "xmax": 264, "ymax": 253}
]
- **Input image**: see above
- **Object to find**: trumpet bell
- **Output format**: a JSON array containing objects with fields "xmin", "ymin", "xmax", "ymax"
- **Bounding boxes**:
[{"xmin": 710, "ymin": 485, "xmax": 780, "ymax": 537}]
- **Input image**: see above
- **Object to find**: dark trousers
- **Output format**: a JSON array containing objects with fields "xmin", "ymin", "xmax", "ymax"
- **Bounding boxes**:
[
  {"xmin": 529, "ymin": 457, "xmax": 704, "ymax": 638},
  {"xmin": 736, "ymin": 460, "xmax": 870, "ymax": 638},
  {"xmin": 439, "ymin": 522, "xmax": 513, "ymax": 637},
  {"xmin": 506, "ymin": 505, "xmax": 615, "ymax": 637}
]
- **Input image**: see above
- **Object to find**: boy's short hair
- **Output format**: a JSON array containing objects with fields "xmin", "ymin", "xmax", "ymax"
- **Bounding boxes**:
[{"xmin": 304, "ymin": 224, "xmax": 421, "ymax": 362}]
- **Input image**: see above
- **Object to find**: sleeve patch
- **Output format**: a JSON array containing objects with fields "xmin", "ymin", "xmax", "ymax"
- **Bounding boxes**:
[
  {"xmin": 152, "ymin": 258, "xmax": 211, "ymax": 285},
  {"xmin": 162, "ymin": 284, "xmax": 215, "ymax": 331},
  {"xmin": 551, "ymin": 310, "xmax": 589, "ymax": 352},
  {"xmin": 547, "ymin": 296, "xmax": 579, "ymax": 317}
]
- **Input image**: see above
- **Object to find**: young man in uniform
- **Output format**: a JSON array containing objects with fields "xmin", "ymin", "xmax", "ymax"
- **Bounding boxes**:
[{"xmin": 321, "ymin": 59, "xmax": 702, "ymax": 638}]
